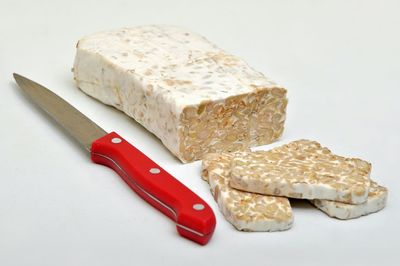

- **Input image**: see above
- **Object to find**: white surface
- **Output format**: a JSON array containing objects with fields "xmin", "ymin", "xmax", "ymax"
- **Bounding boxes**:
[{"xmin": 1, "ymin": 0, "xmax": 399, "ymax": 265}]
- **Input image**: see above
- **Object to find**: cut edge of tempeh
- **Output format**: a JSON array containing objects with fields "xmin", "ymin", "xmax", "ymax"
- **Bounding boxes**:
[
  {"xmin": 202, "ymin": 152, "xmax": 293, "ymax": 232},
  {"xmin": 311, "ymin": 180, "xmax": 388, "ymax": 219}
]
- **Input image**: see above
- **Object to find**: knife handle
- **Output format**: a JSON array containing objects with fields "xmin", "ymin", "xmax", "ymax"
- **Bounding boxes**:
[{"xmin": 90, "ymin": 132, "xmax": 216, "ymax": 245}]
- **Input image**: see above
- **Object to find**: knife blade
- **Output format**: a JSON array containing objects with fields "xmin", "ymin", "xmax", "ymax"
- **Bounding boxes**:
[{"xmin": 13, "ymin": 73, "xmax": 216, "ymax": 245}]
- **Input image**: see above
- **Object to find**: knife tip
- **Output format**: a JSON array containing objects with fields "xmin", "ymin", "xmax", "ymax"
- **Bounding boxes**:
[
  {"xmin": 13, "ymin": 73, "xmax": 29, "ymax": 86},
  {"xmin": 13, "ymin": 73, "xmax": 21, "ymax": 81}
]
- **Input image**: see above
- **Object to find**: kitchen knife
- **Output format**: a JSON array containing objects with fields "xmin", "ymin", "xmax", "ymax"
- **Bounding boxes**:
[{"xmin": 13, "ymin": 73, "xmax": 216, "ymax": 245}]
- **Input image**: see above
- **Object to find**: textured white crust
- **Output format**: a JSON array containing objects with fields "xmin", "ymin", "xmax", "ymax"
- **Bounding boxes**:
[
  {"xmin": 230, "ymin": 140, "xmax": 371, "ymax": 204},
  {"xmin": 202, "ymin": 152, "xmax": 293, "ymax": 232},
  {"xmin": 311, "ymin": 181, "xmax": 388, "ymax": 219},
  {"xmin": 73, "ymin": 25, "xmax": 287, "ymax": 162}
]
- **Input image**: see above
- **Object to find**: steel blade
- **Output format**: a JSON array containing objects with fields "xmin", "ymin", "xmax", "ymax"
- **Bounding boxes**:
[{"xmin": 13, "ymin": 73, "xmax": 107, "ymax": 152}]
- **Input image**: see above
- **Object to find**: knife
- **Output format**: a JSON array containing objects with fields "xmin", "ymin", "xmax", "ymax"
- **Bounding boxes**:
[{"xmin": 13, "ymin": 73, "xmax": 216, "ymax": 245}]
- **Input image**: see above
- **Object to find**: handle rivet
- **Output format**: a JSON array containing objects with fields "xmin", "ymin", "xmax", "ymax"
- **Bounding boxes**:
[
  {"xmin": 149, "ymin": 168, "xmax": 161, "ymax": 174},
  {"xmin": 193, "ymin": 203, "xmax": 205, "ymax": 211},
  {"xmin": 111, "ymin": 137, "xmax": 122, "ymax": 144}
]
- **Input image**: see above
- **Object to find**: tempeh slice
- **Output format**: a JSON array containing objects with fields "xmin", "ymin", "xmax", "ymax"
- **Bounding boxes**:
[
  {"xmin": 230, "ymin": 140, "xmax": 371, "ymax": 204},
  {"xmin": 202, "ymin": 152, "xmax": 293, "ymax": 232},
  {"xmin": 311, "ymin": 180, "xmax": 387, "ymax": 219}
]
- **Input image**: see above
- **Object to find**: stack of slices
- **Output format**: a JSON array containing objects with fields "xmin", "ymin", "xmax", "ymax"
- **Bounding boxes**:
[{"xmin": 201, "ymin": 140, "xmax": 388, "ymax": 232}]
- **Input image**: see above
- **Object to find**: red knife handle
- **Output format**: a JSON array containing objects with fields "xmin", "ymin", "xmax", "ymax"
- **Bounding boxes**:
[{"xmin": 90, "ymin": 132, "xmax": 216, "ymax": 245}]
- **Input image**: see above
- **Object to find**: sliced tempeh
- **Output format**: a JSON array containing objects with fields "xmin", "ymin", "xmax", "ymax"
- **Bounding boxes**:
[
  {"xmin": 230, "ymin": 140, "xmax": 371, "ymax": 204},
  {"xmin": 202, "ymin": 152, "xmax": 293, "ymax": 232},
  {"xmin": 311, "ymin": 180, "xmax": 387, "ymax": 219}
]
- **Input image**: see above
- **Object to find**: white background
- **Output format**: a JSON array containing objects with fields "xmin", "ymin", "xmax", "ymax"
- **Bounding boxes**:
[{"xmin": 1, "ymin": 0, "xmax": 399, "ymax": 265}]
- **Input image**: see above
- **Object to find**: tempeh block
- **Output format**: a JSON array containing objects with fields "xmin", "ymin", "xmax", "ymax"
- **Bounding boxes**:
[{"xmin": 73, "ymin": 25, "xmax": 287, "ymax": 163}]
